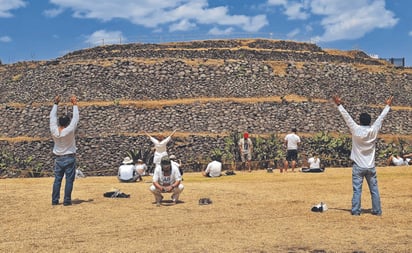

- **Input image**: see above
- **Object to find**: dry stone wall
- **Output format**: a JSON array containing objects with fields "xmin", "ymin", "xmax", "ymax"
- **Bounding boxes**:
[{"xmin": 0, "ymin": 39, "xmax": 411, "ymax": 175}]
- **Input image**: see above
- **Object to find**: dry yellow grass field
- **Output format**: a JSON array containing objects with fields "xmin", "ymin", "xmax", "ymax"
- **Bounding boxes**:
[{"xmin": 1, "ymin": 167, "xmax": 411, "ymax": 253}]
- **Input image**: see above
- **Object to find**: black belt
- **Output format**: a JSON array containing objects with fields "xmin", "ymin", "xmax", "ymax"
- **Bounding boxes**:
[{"xmin": 56, "ymin": 153, "xmax": 76, "ymax": 157}]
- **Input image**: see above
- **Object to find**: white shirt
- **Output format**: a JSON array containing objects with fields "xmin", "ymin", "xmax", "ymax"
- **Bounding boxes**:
[
  {"xmin": 171, "ymin": 160, "xmax": 180, "ymax": 169},
  {"xmin": 338, "ymin": 104, "xmax": 390, "ymax": 168},
  {"xmin": 308, "ymin": 157, "xmax": 321, "ymax": 169},
  {"xmin": 238, "ymin": 138, "xmax": 253, "ymax": 154},
  {"xmin": 135, "ymin": 163, "xmax": 148, "ymax": 175},
  {"xmin": 205, "ymin": 160, "xmax": 222, "ymax": 177},
  {"xmin": 150, "ymin": 136, "xmax": 172, "ymax": 164},
  {"xmin": 118, "ymin": 164, "xmax": 137, "ymax": 181},
  {"xmin": 150, "ymin": 136, "xmax": 171, "ymax": 154},
  {"xmin": 285, "ymin": 133, "xmax": 300, "ymax": 150},
  {"xmin": 392, "ymin": 156, "xmax": 409, "ymax": 166},
  {"xmin": 152, "ymin": 164, "xmax": 182, "ymax": 186},
  {"xmin": 49, "ymin": 104, "xmax": 79, "ymax": 156}
]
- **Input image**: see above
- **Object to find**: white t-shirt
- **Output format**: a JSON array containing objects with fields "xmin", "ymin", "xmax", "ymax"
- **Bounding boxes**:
[
  {"xmin": 338, "ymin": 105, "xmax": 390, "ymax": 168},
  {"xmin": 150, "ymin": 136, "xmax": 171, "ymax": 164},
  {"xmin": 238, "ymin": 138, "xmax": 253, "ymax": 154},
  {"xmin": 308, "ymin": 157, "xmax": 321, "ymax": 169},
  {"xmin": 118, "ymin": 164, "xmax": 136, "ymax": 181},
  {"xmin": 50, "ymin": 105, "xmax": 79, "ymax": 156},
  {"xmin": 392, "ymin": 156, "xmax": 410, "ymax": 166},
  {"xmin": 152, "ymin": 164, "xmax": 182, "ymax": 186},
  {"xmin": 135, "ymin": 163, "xmax": 148, "ymax": 175},
  {"xmin": 205, "ymin": 161, "xmax": 222, "ymax": 177},
  {"xmin": 285, "ymin": 133, "xmax": 300, "ymax": 150}
]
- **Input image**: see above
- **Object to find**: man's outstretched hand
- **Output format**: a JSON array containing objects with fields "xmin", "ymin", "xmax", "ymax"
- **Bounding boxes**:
[
  {"xmin": 54, "ymin": 95, "xmax": 61, "ymax": 105},
  {"xmin": 70, "ymin": 95, "xmax": 77, "ymax": 105},
  {"xmin": 386, "ymin": 95, "xmax": 394, "ymax": 106},
  {"xmin": 332, "ymin": 95, "xmax": 342, "ymax": 106}
]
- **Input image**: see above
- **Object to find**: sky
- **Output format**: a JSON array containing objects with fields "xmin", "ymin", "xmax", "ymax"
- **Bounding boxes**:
[{"xmin": 1, "ymin": 0, "xmax": 411, "ymax": 66}]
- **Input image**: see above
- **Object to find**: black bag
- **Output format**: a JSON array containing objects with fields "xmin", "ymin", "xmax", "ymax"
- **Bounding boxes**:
[
  {"xmin": 225, "ymin": 170, "xmax": 236, "ymax": 176},
  {"xmin": 103, "ymin": 190, "xmax": 130, "ymax": 198}
]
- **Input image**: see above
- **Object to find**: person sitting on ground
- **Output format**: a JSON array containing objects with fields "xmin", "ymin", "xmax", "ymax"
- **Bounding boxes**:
[
  {"xmin": 203, "ymin": 155, "xmax": 222, "ymax": 177},
  {"xmin": 149, "ymin": 156, "xmax": 184, "ymax": 206},
  {"xmin": 300, "ymin": 155, "xmax": 325, "ymax": 173},
  {"xmin": 118, "ymin": 157, "xmax": 140, "ymax": 182},
  {"xmin": 135, "ymin": 159, "xmax": 148, "ymax": 176},
  {"xmin": 75, "ymin": 169, "xmax": 86, "ymax": 178},
  {"xmin": 387, "ymin": 153, "xmax": 412, "ymax": 166},
  {"xmin": 169, "ymin": 155, "xmax": 184, "ymax": 177}
]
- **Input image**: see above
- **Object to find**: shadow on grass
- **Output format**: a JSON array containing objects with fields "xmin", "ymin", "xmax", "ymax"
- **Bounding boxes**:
[
  {"xmin": 152, "ymin": 199, "xmax": 185, "ymax": 206},
  {"xmin": 72, "ymin": 198, "xmax": 94, "ymax": 205},
  {"xmin": 329, "ymin": 207, "xmax": 378, "ymax": 215},
  {"xmin": 328, "ymin": 207, "xmax": 351, "ymax": 214}
]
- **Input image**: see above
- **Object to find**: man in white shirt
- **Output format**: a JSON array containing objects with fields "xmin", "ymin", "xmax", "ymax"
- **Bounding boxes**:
[
  {"xmin": 149, "ymin": 156, "xmax": 184, "ymax": 206},
  {"xmin": 283, "ymin": 128, "xmax": 301, "ymax": 172},
  {"xmin": 238, "ymin": 132, "xmax": 253, "ymax": 172},
  {"xmin": 50, "ymin": 95, "xmax": 79, "ymax": 206},
  {"xmin": 333, "ymin": 95, "xmax": 393, "ymax": 216},
  {"xmin": 169, "ymin": 155, "xmax": 184, "ymax": 177},
  {"xmin": 118, "ymin": 157, "xmax": 140, "ymax": 182},
  {"xmin": 203, "ymin": 156, "xmax": 222, "ymax": 177}
]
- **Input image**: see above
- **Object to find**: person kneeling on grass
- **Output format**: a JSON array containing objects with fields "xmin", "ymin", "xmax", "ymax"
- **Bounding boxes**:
[
  {"xmin": 300, "ymin": 155, "xmax": 325, "ymax": 173},
  {"xmin": 149, "ymin": 156, "xmax": 184, "ymax": 206}
]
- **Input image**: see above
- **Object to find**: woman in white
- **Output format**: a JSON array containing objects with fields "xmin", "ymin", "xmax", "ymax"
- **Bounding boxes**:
[{"xmin": 144, "ymin": 130, "xmax": 176, "ymax": 166}]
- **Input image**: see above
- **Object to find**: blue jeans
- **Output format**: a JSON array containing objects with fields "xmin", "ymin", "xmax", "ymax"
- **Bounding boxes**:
[
  {"xmin": 52, "ymin": 155, "xmax": 76, "ymax": 204},
  {"xmin": 352, "ymin": 163, "xmax": 382, "ymax": 215}
]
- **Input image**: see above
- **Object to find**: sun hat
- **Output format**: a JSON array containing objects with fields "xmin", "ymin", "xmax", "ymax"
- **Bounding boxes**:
[
  {"xmin": 122, "ymin": 157, "xmax": 133, "ymax": 164},
  {"xmin": 169, "ymin": 155, "xmax": 177, "ymax": 160},
  {"xmin": 161, "ymin": 156, "xmax": 171, "ymax": 165}
]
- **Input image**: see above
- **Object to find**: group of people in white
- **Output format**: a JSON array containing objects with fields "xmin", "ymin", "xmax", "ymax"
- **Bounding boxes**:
[
  {"xmin": 117, "ymin": 157, "xmax": 148, "ymax": 182},
  {"xmin": 115, "ymin": 130, "xmax": 224, "ymax": 206},
  {"xmin": 114, "ymin": 127, "xmax": 329, "ymax": 206},
  {"xmin": 51, "ymin": 94, "xmax": 405, "ymax": 214}
]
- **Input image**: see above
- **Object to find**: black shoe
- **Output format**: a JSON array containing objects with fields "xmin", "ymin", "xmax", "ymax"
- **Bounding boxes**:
[
  {"xmin": 371, "ymin": 212, "xmax": 382, "ymax": 216},
  {"xmin": 63, "ymin": 202, "xmax": 72, "ymax": 206},
  {"xmin": 52, "ymin": 202, "xmax": 59, "ymax": 206}
]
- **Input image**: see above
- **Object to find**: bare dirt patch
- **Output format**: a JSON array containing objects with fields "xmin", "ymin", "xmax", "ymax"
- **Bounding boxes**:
[{"xmin": 1, "ymin": 167, "xmax": 411, "ymax": 252}]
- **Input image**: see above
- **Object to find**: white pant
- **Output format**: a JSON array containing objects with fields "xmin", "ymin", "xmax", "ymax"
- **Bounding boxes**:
[{"xmin": 153, "ymin": 151, "xmax": 168, "ymax": 165}]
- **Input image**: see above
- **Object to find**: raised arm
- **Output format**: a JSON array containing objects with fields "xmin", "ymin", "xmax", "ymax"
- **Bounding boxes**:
[
  {"xmin": 169, "ymin": 129, "xmax": 177, "ymax": 137},
  {"xmin": 332, "ymin": 95, "xmax": 357, "ymax": 132},
  {"xmin": 143, "ymin": 131, "xmax": 152, "ymax": 138},
  {"xmin": 50, "ymin": 95, "xmax": 60, "ymax": 135}
]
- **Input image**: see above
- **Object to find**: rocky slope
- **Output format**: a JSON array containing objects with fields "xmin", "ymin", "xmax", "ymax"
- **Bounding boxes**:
[{"xmin": 0, "ymin": 39, "xmax": 411, "ymax": 176}]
